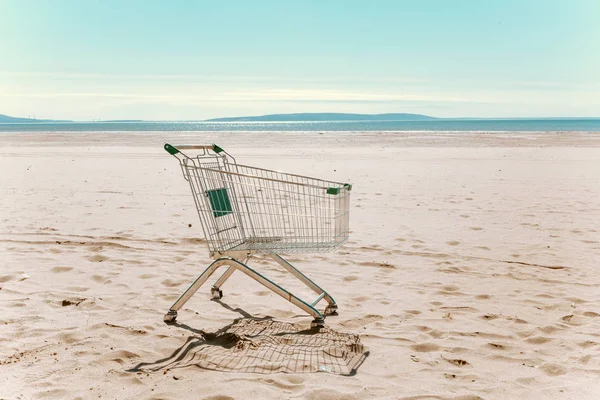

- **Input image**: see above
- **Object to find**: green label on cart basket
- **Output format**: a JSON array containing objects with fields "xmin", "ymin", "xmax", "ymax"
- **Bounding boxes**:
[{"xmin": 206, "ymin": 188, "xmax": 233, "ymax": 217}]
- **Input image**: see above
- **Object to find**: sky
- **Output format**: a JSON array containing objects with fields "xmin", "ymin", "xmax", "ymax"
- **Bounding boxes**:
[{"xmin": 1, "ymin": 0, "xmax": 599, "ymax": 120}]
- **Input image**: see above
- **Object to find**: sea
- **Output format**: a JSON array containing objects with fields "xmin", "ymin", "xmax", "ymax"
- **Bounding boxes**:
[{"xmin": 1, "ymin": 119, "xmax": 599, "ymax": 132}]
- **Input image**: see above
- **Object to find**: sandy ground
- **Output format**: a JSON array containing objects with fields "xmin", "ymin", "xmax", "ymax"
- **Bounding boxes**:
[{"xmin": 1, "ymin": 131, "xmax": 600, "ymax": 400}]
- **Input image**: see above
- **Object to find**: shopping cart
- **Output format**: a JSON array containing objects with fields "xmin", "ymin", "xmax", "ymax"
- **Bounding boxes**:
[{"xmin": 162, "ymin": 144, "xmax": 352, "ymax": 328}]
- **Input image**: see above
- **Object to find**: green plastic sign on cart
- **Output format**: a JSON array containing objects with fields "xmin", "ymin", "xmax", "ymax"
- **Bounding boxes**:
[{"xmin": 206, "ymin": 188, "xmax": 233, "ymax": 217}]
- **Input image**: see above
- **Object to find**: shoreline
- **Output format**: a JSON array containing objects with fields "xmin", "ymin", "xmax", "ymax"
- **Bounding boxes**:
[{"xmin": 2, "ymin": 130, "xmax": 600, "ymax": 148}]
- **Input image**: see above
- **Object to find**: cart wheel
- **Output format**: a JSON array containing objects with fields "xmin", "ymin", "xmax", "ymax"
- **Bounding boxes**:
[
  {"xmin": 210, "ymin": 287, "xmax": 223, "ymax": 299},
  {"xmin": 164, "ymin": 310, "xmax": 177, "ymax": 324},
  {"xmin": 324, "ymin": 304, "xmax": 338, "ymax": 316},
  {"xmin": 310, "ymin": 318, "xmax": 325, "ymax": 329}
]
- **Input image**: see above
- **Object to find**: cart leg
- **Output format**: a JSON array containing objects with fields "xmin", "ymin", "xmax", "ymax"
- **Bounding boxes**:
[
  {"xmin": 164, "ymin": 257, "xmax": 325, "ymax": 327},
  {"xmin": 211, "ymin": 266, "xmax": 236, "ymax": 299},
  {"xmin": 164, "ymin": 258, "xmax": 232, "ymax": 323},
  {"xmin": 269, "ymin": 254, "xmax": 338, "ymax": 316}
]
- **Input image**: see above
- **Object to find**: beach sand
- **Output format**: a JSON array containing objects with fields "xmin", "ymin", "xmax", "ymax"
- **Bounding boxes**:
[{"xmin": 1, "ymin": 131, "xmax": 600, "ymax": 399}]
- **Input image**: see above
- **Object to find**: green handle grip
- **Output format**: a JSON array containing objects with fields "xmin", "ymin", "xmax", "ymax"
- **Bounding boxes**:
[{"xmin": 163, "ymin": 144, "xmax": 224, "ymax": 155}]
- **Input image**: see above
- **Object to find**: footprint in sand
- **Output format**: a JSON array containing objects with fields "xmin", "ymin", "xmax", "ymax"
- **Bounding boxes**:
[
  {"xmin": 538, "ymin": 325, "xmax": 563, "ymax": 334},
  {"xmin": 64, "ymin": 286, "xmax": 90, "ymax": 293},
  {"xmin": 97, "ymin": 350, "xmax": 141, "ymax": 366},
  {"xmin": 61, "ymin": 298, "xmax": 86, "ymax": 307},
  {"xmin": 577, "ymin": 341, "xmax": 598, "ymax": 349},
  {"xmin": 410, "ymin": 343, "xmax": 440, "ymax": 352},
  {"xmin": 580, "ymin": 354, "xmax": 593, "ymax": 364},
  {"xmin": 437, "ymin": 290, "xmax": 465, "ymax": 297},
  {"xmin": 581, "ymin": 239, "xmax": 599, "ymax": 244},
  {"xmin": 561, "ymin": 314, "xmax": 587, "ymax": 325},
  {"xmin": 340, "ymin": 314, "xmax": 383, "ymax": 329},
  {"xmin": 427, "ymin": 330, "xmax": 447, "ymax": 339},
  {"xmin": 357, "ymin": 261, "xmax": 396, "ymax": 269},
  {"xmin": 566, "ymin": 297, "xmax": 587, "ymax": 305},
  {"xmin": 507, "ymin": 317, "xmax": 528, "ymax": 324},
  {"xmin": 442, "ymin": 356, "xmax": 470, "ymax": 366},
  {"xmin": 480, "ymin": 314, "xmax": 500, "ymax": 320},
  {"xmin": 0, "ymin": 274, "xmax": 16, "ymax": 282},
  {"xmin": 540, "ymin": 363, "xmax": 567, "ymax": 376},
  {"xmin": 91, "ymin": 275, "xmax": 108, "ymax": 283},
  {"xmin": 34, "ymin": 389, "xmax": 69, "ymax": 398},
  {"xmin": 441, "ymin": 285, "xmax": 460, "ymax": 292},
  {"xmin": 536, "ymin": 293, "xmax": 554, "ymax": 299},
  {"xmin": 51, "ymin": 266, "xmax": 73, "ymax": 273},
  {"xmin": 446, "ymin": 241, "xmax": 460, "ymax": 246},
  {"xmin": 525, "ymin": 336, "xmax": 552, "ymax": 344},
  {"xmin": 88, "ymin": 254, "xmax": 108, "ymax": 263},
  {"xmin": 138, "ymin": 273, "xmax": 158, "ymax": 279},
  {"xmin": 303, "ymin": 390, "xmax": 359, "ymax": 400},
  {"xmin": 161, "ymin": 279, "xmax": 183, "ymax": 287}
]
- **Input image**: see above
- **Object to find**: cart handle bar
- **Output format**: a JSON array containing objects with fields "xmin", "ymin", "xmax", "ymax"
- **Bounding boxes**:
[
  {"xmin": 188, "ymin": 164, "xmax": 352, "ymax": 193},
  {"xmin": 164, "ymin": 143, "xmax": 352, "ymax": 193},
  {"xmin": 165, "ymin": 143, "xmax": 225, "ymax": 155}
]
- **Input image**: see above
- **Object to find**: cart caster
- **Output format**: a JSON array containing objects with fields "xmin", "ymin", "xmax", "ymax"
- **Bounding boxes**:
[
  {"xmin": 324, "ymin": 304, "xmax": 338, "ymax": 316},
  {"xmin": 210, "ymin": 287, "xmax": 223, "ymax": 299},
  {"xmin": 164, "ymin": 310, "xmax": 177, "ymax": 324},
  {"xmin": 310, "ymin": 318, "xmax": 325, "ymax": 329}
]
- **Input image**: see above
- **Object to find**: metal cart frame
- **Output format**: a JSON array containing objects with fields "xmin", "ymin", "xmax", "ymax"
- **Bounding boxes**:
[{"xmin": 162, "ymin": 144, "xmax": 352, "ymax": 328}]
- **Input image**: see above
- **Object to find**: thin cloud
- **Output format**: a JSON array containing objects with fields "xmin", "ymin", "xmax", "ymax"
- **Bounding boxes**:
[
  {"xmin": 1, "ymin": 89, "xmax": 500, "ymax": 104},
  {"xmin": 0, "ymin": 70, "xmax": 428, "ymax": 84}
]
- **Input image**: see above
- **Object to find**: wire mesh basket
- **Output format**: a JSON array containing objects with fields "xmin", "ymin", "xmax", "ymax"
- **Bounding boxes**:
[{"xmin": 165, "ymin": 144, "xmax": 351, "ymax": 256}]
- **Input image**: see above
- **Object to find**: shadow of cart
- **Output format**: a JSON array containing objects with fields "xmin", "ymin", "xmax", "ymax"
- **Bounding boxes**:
[{"xmin": 129, "ymin": 316, "xmax": 369, "ymax": 376}]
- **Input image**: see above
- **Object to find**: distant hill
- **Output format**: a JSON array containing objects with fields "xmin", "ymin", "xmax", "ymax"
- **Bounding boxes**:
[
  {"xmin": 205, "ymin": 113, "xmax": 437, "ymax": 122},
  {"xmin": 0, "ymin": 113, "xmax": 69, "ymax": 123},
  {"xmin": 98, "ymin": 120, "xmax": 145, "ymax": 123}
]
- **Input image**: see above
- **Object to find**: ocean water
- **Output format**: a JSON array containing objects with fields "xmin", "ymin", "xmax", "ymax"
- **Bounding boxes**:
[{"xmin": 1, "ymin": 119, "xmax": 599, "ymax": 132}]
